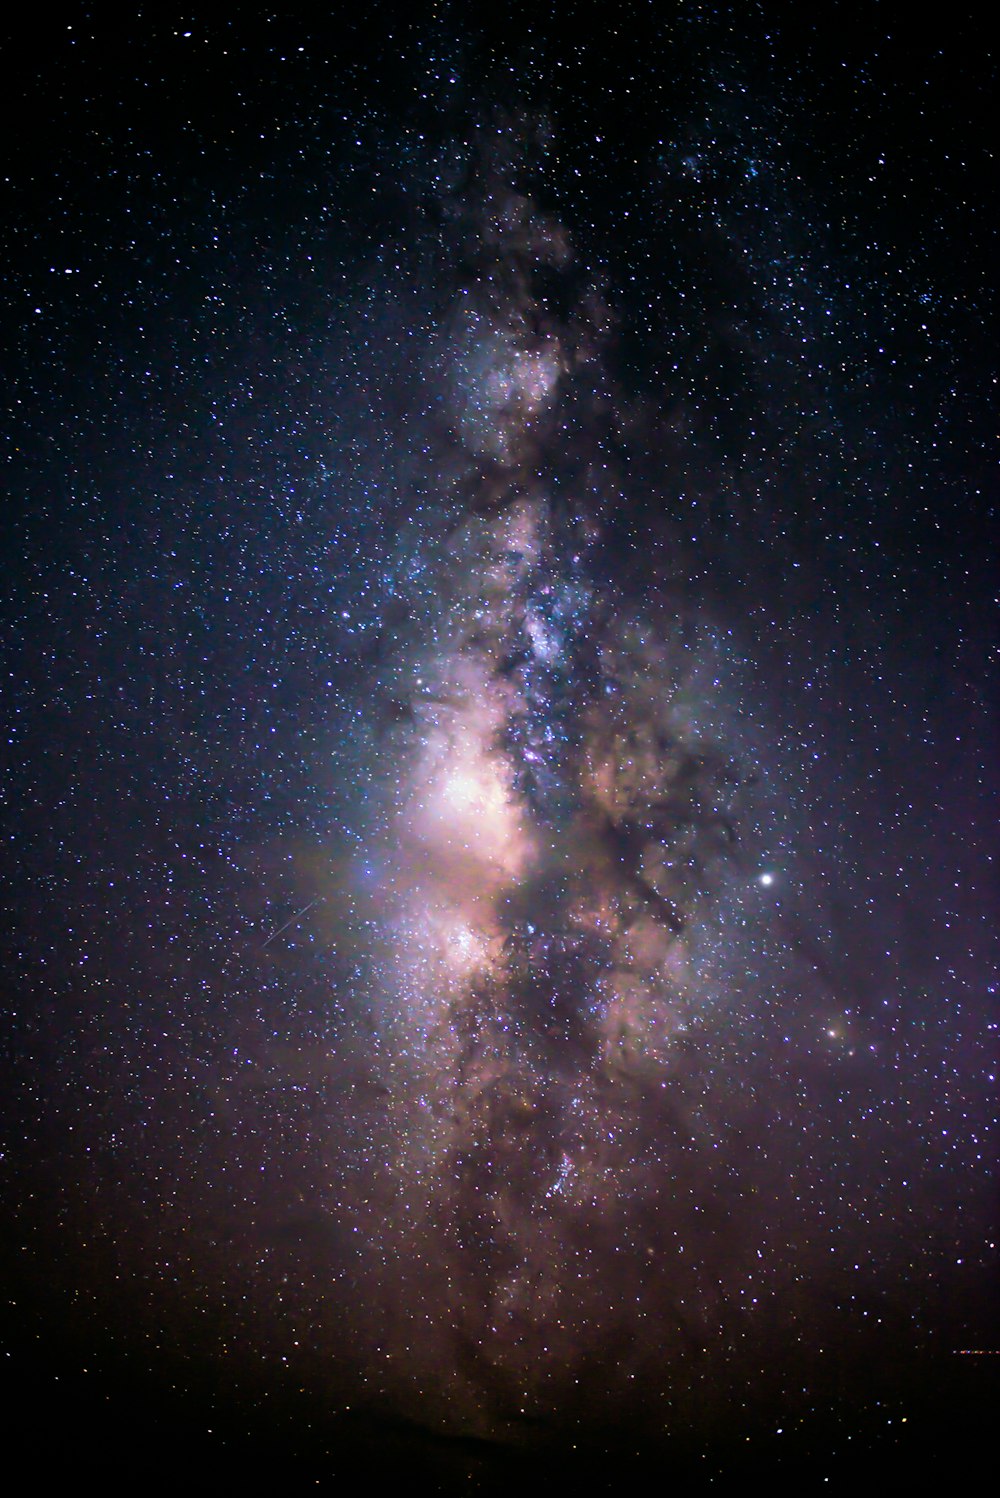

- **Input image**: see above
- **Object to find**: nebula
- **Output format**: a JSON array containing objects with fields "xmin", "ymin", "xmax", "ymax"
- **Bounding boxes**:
[{"xmin": 333, "ymin": 121, "xmax": 775, "ymax": 1436}]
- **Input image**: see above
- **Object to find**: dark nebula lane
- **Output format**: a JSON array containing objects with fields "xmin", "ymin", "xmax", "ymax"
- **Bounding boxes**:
[{"xmin": 1, "ymin": 7, "xmax": 995, "ymax": 1489}]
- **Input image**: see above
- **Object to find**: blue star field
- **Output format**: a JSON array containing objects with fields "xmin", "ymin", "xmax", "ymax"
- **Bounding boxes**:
[{"xmin": 0, "ymin": 5, "xmax": 995, "ymax": 1490}]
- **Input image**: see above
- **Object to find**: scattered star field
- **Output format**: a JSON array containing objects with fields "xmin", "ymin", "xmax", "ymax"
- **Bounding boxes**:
[{"xmin": 1, "ymin": 5, "xmax": 996, "ymax": 1490}]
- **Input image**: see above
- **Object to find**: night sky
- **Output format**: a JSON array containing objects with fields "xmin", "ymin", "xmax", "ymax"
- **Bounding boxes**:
[{"xmin": 1, "ymin": 5, "xmax": 996, "ymax": 1490}]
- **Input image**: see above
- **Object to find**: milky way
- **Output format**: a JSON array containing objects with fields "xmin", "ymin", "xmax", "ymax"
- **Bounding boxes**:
[
  {"xmin": 1, "ymin": 12, "xmax": 995, "ymax": 1488},
  {"xmin": 333, "ymin": 126, "xmax": 777, "ymax": 1431}
]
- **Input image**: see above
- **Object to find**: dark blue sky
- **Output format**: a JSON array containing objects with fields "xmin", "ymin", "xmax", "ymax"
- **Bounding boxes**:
[{"xmin": 1, "ymin": 5, "xmax": 995, "ymax": 1490}]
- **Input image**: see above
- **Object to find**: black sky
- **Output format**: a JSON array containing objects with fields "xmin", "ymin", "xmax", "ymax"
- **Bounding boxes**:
[{"xmin": 1, "ymin": 5, "xmax": 996, "ymax": 1492}]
